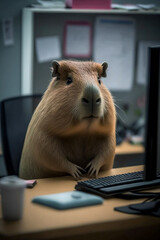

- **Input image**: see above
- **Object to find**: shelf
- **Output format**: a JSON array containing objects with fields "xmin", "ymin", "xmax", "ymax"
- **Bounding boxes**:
[{"xmin": 24, "ymin": 7, "xmax": 160, "ymax": 15}]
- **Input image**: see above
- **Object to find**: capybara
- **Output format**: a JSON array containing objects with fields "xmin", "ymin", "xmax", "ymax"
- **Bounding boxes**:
[{"xmin": 19, "ymin": 60, "xmax": 116, "ymax": 180}]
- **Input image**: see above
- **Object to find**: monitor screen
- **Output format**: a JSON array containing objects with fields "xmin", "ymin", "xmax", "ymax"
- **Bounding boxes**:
[{"xmin": 144, "ymin": 46, "xmax": 160, "ymax": 180}]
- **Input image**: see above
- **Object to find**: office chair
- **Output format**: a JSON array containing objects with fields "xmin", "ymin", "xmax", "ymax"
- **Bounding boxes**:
[{"xmin": 0, "ymin": 95, "xmax": 42, "ymax": 176}]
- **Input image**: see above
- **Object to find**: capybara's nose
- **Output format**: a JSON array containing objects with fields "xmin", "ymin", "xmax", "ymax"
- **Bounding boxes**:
[{"xmin": 82, "ymin": 85, "xmax": 101, "ymax": 112}]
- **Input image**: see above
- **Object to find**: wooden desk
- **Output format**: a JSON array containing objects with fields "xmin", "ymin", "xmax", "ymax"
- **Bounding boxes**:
[
  {"xmin": 0, "ymin": 166, "xmax": 160, "ymax": 240},
  {"xmin": 114, "ymin": 142, "xmax": 145, "ymax": 168},
  {"xmin": 115, "ymin": 141, "xmax": 144, "ymax": 155}
]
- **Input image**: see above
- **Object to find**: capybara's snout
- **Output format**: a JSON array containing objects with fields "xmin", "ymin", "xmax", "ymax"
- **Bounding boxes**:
[{"xmin": 81, "ymin": 84, "xmax": 102, "ymax": 118}]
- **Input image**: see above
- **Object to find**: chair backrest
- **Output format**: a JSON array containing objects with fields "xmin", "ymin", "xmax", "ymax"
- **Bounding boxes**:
[{"xmin": 0, "ymin": 95, "xmax": 42, "ymax": 176}]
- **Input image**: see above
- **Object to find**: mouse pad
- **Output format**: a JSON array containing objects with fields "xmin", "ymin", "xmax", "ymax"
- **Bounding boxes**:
[{"xmin": 32, "ymin": 191, "xmax": 103, "ymax": 210}]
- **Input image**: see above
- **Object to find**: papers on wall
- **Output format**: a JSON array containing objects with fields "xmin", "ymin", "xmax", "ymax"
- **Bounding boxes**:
[
  {"xmin": 35, "ymin": 36, "xmax": 61, "ymax": 63},
  {"xmin": 64, "ymin": 21, "xmax": 92, "ymax": 58},
  {"xmin": 2, "ymin": 18, "xmax": 14, "ymax": 46},
  {"xmin": 136, "ymin": 41, "xmax": 160, "ymax": 85},
  {"xmin": 93, "ymin": 16, "xmax": 135, "ymax": 91}
]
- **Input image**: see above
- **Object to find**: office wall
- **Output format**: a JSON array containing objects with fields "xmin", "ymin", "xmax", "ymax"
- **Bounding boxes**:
[{"xmin": 0, "ymin": 0, "xmax": 37, "ymax": 101}]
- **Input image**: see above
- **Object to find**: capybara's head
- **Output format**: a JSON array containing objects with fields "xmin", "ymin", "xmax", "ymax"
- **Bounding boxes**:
[{"xmin": 40, "ymin": 60, "xmax": 116, "ymax": 136}]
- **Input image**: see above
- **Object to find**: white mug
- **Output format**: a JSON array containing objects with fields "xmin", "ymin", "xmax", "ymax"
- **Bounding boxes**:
[{"xmin": 0, "ymin": 175, "xmax": 26, "ymax": 220}]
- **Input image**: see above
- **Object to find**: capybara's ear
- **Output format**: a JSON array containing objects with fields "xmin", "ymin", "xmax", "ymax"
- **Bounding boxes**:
[
  {"xmin": 52, "ymin": 60, "xmax": 60, "ymax": 77},
  {"xmin": 101, "ymin": 62, "xmax": 108, "ymax": 77}
]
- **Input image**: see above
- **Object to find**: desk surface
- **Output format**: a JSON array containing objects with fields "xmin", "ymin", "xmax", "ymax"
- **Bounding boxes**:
[
  {"xmin": 0, "ymin": 166, "xmax": 160, "ymax": 240},
  {"xmin": 115, "ymin": 141, "xmax": 144, "ymax": 155}
]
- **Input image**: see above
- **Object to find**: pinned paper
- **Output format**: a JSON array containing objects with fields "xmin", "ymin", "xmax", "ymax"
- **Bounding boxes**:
[
  {"xmin": 64, "ymin": 21, "xmax": 92, "ymax": 58},
  {"xmin": 35, "ymin": 36, "xmax": 61, "ymax": 63},
  {"xmin": 2, "ymin": 18, "xmax": 14, "ymax": 46},
  {"xmin": 93, "ymin": 16, "xmax": 135, "ymax": 91}
]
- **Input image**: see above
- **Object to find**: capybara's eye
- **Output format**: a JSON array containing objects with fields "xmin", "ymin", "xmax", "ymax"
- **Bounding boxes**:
[
  {"xmin": 66, "ymin": 77, "xmax": 73, "ymax": 85},
  {"xmin": 98, "ymin": 77, "xmax": 101, "ymax": 85}
]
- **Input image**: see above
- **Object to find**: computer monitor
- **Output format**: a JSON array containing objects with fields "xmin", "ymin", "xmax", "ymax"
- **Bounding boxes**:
[{"xmin": 144, "ymin": 46, "xmax": 160, "ymax": 181}]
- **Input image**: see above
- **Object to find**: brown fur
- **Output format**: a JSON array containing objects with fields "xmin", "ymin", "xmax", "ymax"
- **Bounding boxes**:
[{"xmin": 19, "ymin": 61, "xmax": 116, "ymax": 180}]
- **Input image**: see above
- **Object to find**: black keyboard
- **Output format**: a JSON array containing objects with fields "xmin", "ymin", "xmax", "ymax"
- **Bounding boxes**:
[
  {"xmin": 75, "ymin": 171, "xmax": 160, "ymax": 197},
  {"xmin": 76, "ymin": 171, "xmax": 143, "ymax": 189}
]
